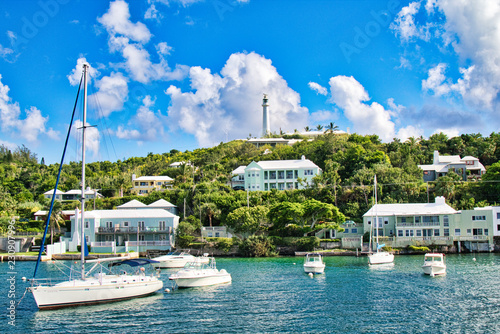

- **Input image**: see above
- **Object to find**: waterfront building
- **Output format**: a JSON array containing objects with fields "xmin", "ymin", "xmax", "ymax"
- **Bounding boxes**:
[
  {"xmin": 202, "ymin": 226, "xmax": 233, "ymax": 238},
  {"xmin": 131, "ymin": 174, "xmax": 173, "ymax": 195},
  {"xmin": 63, "ymin": 207, "xmax": 179, "ymax": 253},
  {"xmin": 244, "ymin": 156, "xmax": 321, "ymax": 191},
  {"xmin": 418, "ymin": 150, "xmax": 486, "ymax": 182},
  {"xmin": 43, "ymin": 188, "xmax": 102, "ymax": 201}
]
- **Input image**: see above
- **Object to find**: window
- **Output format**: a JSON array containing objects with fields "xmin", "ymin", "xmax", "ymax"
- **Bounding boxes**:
[
  {"xmin": 344, "ymin": 229, "xmax": 349, "ymax": 234},
  {"xmin": 138, "ymin": 221, "xmax": 145, "ymax": 231},
  {"xmin": 398, "ymin": 230, "xmax": 403, "ymax": 237},
  {"xmin": 239, "ymin": 175, "xmax": 244, "ymax": 181},
  {"xmin": 105, "ymin": 235, "xmax": 113, "ymax": 241},
  {"xmin": 294, "ymin": 170, "xmax": 298, "ymax": 178},
  {"xmin": 443, "ymin": 216, "xmax": 449, "ymax": 227},
  {"xmin": 416, "ymin": 230, "xmax": 422, "ymax": 237},
  {"xmin": 472, "ymin": 216, "xmax": 486, "ymax": 221},
  {"xmin": 455, "ymin": 228, "xmax": 461, "ymax": 236},
  {"xmin": 497, "ymin": 224, "xmax": 500, "ymax": 232},
  {"xmin": 444, "ymin": 228, "xmax": 449, "ymax": 237},
  {"xmin": 304, "ymin": 169, "xmax": 314, "ymax": 176},
  {"xmin": 405, "ymin": 230, "xmax": 410, "ymax": 237},
  {"xmin": 367, "ymin": 220, "xmax": 371, "ymax": 225},
  {"xmin": 85, "ymin": 221, "xmax": 89, "ymax": 229},
  {"xmin": 215, "ymin": 232, "xmax": 220, "ymax": 237},
  {"xmin": 467, "ymin": 229, "xmax": 472, "ymax": 235},
  {"xmin": 415, "ymin": 216, "xmax": 420, "ymax": 223},
  {"xmin": 140, "ymin": 182, "xmax": 148, "ymax": 186},
  {"xmin": 286, "ymin": 170, "xmax": 293, "ymax": 179},
  {"xmin": 434, "ymin": 229, "xmax": 440, "ymax": 236},
  {"xmin": 264, "ymin": 171, "xmax": 268, "ymax": 180},
  {"xmin": 139, "ymin": 235, "xmax": 145, "ymax": 241},
  {"xmin": 278, "ymin": 183, "xmax": 284, "ymax": 190},
  {"xmin": 159, "ymin": 221, "xmax": 166, "ymax": 230},
  {"xmin": 484, "ymin": 229, "xmax": 488, "ymax": 236},
  {"xmin": 270, "ymin": 183, "xmax": 276, "ymax": 189},
  {"xmin": 401, "ymin": 217, "xmax": 406, "ymax": 223},
  {"xmin": 278, "ymin": 171, "xmax": 285, "ymax": 179},
  {"xmin": 157, "ymin": 182, "xmax": 162, "ymax": 186},
  {"xmin": 264, "ymin": 184, "xmax": 268, "ymax": 191},
  {"xmin": 497, "ymin": 212, "xmax": 500, "ymax": 219},
  {"xmin": 123, "ymin": 222, "xmax": 129, "ymax": 227},
  {"xmin": 384, "ymin": 218, "xmax": 389, "ymax": 225},
  {"xmin": 270, "ymin": 171, "xmax": 276, "ymax": 179},
  {"xmin": 352, "ymin": 228, "xmax": 358, "ymax": 234},
  {"xmin": 473, "ymin": 228, "xmax": 483, "ymax": 236}
]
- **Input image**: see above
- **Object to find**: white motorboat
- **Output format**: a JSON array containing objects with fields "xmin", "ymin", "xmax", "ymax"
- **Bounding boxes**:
[
  {"xmin": 368, "ymin": 175, "xmax": 394, "ymax": 265},
  {"xmin": 169, "ymin": 257, "xmax": 231, "ymax": 288},
  {"xmin": 29, "ymin": 63, "xmax": 163, "ymax": 309},
  {"xmin": 303, "ymin": 253, "xmax": 326, "ymax": 274},
  {"xmin": 422, "ymin": 253, "xmax": 446, "ymax": 277},
  {"xmin": 152, "ymin": 250, "xmax": 210, "ymax": 268}
]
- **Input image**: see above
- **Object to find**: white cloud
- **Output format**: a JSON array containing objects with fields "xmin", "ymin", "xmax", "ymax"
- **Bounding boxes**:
[
  {"xmin": 390, "ymin": 2, "xmax": 427, "ymax": 42},
  {"xmin": 421, "ymin": 63, "xmax": 451, "ymax": 96},
  {"xmin": 115, "ymin": 95, "xmax": 165, "ymax": 142},
  {"xmin": 97, "ymin": 0, "xmax": 151, "ymax": 44},
  {"xmin": 0, "ymin": 75, "xmax": 58, "ymax": 143},
  {"xmin": 395, "ymin": 125, "xmax": 424, "ymax": 142},
  {"xmin": 432, "ymin": 127, "xmax": 460, "ymax": 139},
  {"xmin": 100, "ymin": 1, "xmax": 188, "ymax": 84},
  {"xmin": 308, "ymin": 82, "xmax": 328, "ymax": 96},
  {"xmin": 328, "ymin": 75, "xmax": 396, "ymax": 141},
  {"xmin": 72, "ymin": 120, "xmax": 100, "ymax": 158},
  {"xmin": 67, "ymin": 57, "xmax": 99, "ymax": 86},
  {"xmin": 89, "ymin": 72, "xmax": 129, "ymax": 117},
  {"xmin": 165, "ymin": 52, "xmax": 308, "ymax": 146},
  {"xmin": 309, "ymin": 109, "xmax": 338, "ymax": 123}
]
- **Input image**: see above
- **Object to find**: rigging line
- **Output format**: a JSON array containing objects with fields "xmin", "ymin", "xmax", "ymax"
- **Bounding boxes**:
[
  {"xmin": 87, "ymin": 74, "xmax": 119, "ymax": 162},
  {"xmin": 34, "ymin": 74, "xmax": 83, "ymax": 279}
]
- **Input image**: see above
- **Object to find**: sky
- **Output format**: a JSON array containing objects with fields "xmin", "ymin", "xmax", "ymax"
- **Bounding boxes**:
[{"xmin": 0, "ymin": 0, "xmax": 499, "ymax": 164}]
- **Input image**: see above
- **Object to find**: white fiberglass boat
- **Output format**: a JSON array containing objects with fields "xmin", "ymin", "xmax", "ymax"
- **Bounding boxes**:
[
  {"xmin": 29, "ymin": 64, "xmax": 163, "ymax": 309},
  {"xmin": 169, "ymin": 257, "xmax": 231, "ymax": 288},
  {"xmin": 422, "ymin": 253, "xmax": 446, "ymax": 277},
  {"xmin": 152, "ymin": 250, "xmax": 210, "ymax": 269},
  {"xmin": 303, "ymin": 253, "xmax": 326, "ymax": 274},
  {"xmin": 368, "ymin": 175, "xmax": 394, "ymax": 265},
  {"xmin": 30, "ymin": 258, "xmax": 163, "ymax": 309}
]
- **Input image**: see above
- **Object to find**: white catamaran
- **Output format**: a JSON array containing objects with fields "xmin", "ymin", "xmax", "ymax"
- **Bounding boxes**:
[
  {"xmin": 29, "ymin": 63, "xmax": 163, "ymax": 309},
  {"xmin": 368, "ymin": 175, "xmax": 394, "ymax": 265}
]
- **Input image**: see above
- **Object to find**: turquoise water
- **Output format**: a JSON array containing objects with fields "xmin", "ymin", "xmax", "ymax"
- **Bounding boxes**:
[{"xmin": 1, "ymin": 254, "xmax": 499, "ymax": 333}]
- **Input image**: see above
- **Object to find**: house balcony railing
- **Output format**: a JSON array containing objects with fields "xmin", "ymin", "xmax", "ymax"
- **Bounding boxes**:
[
  {"xmin": 395, "ymin": 222, "xmax": 441, "ymax": 227},
  {"xmin": 127, "ymin": 240, "xmax": 170, "ymax": 246},
  {"xmin": 96, "ymin": 227, "xmax": 171, "ymax": 234}
]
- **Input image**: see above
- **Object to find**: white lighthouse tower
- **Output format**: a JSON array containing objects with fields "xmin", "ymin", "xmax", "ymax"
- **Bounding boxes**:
[{"xmin": 262, "ymin": 94, "xmax": 270, "ymax": 137}]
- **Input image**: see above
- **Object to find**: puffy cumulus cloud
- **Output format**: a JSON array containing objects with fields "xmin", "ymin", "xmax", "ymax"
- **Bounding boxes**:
[
  {"xmin": 67, "ymin": 57, "xmax": 100, "ymax": 86},
  {"xmin": 395, "ymin": 125, "xmax": 424, "ymax": 142},
  {"xmin": 393, "ymin": 0, "xmax": 500, "ymax": 113},
  {"xmin": 97, "ymin": 0, "xmax": 151, "ymax": 44},
  {"xmin": 99, "ymin": 1, "xmax": 188, "ymax": 84},
  {"xmin": 72, "ymin": 120, "xmax": 100, "ymax": 158},
  {"xmin": 0, "ymin": 75, "xmax": 58, "ymax": 143},
  {"xmin": 328, "ymin": 75, "xmax": 396, "ymax": 141},
  {"xmin": 308, "ymin": 82, "xmax": 328, "ymax": 96},
  {"xmin": 390, "ymin": 2, "xmax": 428, "ymax": 42},
  {"xmin": 89, "ymin": 72, "xmax": 129, "ymax": 117},
  {"xmin": 165, "ymin": 52, "xmax": 308, "ymax": 147},
  {"xmin": 115, "ymin": 95, "xmax": 166, "ymax": 142}
]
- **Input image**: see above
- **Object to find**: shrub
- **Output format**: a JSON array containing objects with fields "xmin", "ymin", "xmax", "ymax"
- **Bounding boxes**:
[
  {"xmin": 408, "ymin": 245, "xmax": 430, "ymax": 253},
  {"xmin": 214, "ymin": 238, "xmax": 234, "ymax": 253},
  {"xmin": 294, "ymin": 236, "xmax": 320, "ymax": 251},
  {"xmin": 238, "ymin": 235, "xmax": 277, "ymax": 257}
]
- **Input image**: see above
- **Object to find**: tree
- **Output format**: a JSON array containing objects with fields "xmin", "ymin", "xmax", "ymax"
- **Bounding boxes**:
[
  {"xmin": 316, "ymin": 124, "xmax": 324, "ymax": 131},
  {"xmin": 226, "ymin": 205, "xmax": 269, "ymax": 236},
  {"xmin": 325, "ymin": 122, "xmax": 339, "ymax": 133},
  {"xmin": 200, "ymin": 202, "xmax": 220, "ymax": 227},
  {"xmin": 48, "ymin": 201, "xmax": 64, "ymax": 244},
  {"xmin": 480, "ymin": 161, "xmax": 500, "ymax": 203}
]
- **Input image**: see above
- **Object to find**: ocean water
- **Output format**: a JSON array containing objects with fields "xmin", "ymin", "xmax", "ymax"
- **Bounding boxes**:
[{"xmin": 1, "ymin": 254, "xmax": 499, "ymax": 333}]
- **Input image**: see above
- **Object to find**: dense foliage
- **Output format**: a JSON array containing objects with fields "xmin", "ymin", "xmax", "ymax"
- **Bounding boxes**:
[{"xmin": 2, "ymin": 132, "xmax": 500, "ymax": 238}]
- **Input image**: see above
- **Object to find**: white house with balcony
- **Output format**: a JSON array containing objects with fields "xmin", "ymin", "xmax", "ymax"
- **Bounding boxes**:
[
  {"xmin": 244, "ymin": 156, "xmax": 321, "ymax": 191},
  {"xmin": 230, "ymin": 166, "xmax": 246, "ymax": 190},
  {"xmin": 63, "ymin": 208, "xmax": 179, "ymax": 253},
  {"xmin": 43, "ymin": 188, "xmax": 102, "ymax": 201},
  {"xmin": 418, "ymin": 150, "xmax": 486, "ymax": 182},
  {"xmin": 131, "ymin": 175, "xmax": 173, "ymax": 195}
]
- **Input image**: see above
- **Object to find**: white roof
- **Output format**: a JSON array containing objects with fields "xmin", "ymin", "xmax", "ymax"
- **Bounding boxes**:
[
  {"xmin": 251, "ymin": 158, "xmax": 319, "ymax": 170},
  {"xmin": 363, "ymin": 200, "xmax": 457, "ymax": 217},
  {"xmin": 44, "ymin": 189, "xmax": 64, "ymax": 195},
  {"xmin": 438, "ymin": 155, "xmax": 461, "ymax": 163},
  {"xmin": 64, "ymin": 189, "xmax": 99, "ymax": 195},
  {"xmin": 78, "ymin": 209, "xmax": 176, "ymax": 219},
  {"xmin": 148, "ymin": 199, "xmax": 176, "ymax": 208},
  {"xmin": 117, "ymin": 199, "xmax": 148, "ymax": 209},
  {"xmin": 134, "ymin": 176, "xmax": 173, "ymax": 181},
  {"xmin": 232, "ymin": 166, "xmax": 246, "ymax": 174},
  {"xmin": 462, "ymin": 156, "xmax": 479, "ymax": 161},
  {"xmin": 34, "ymin": 210, "xmax": 77, "ymax": 216}
]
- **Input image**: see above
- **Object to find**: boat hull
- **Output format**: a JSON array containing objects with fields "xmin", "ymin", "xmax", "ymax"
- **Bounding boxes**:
[
  {"xmin": 170, "ymin": 273, "xmax": 232, "ymax": 288},
  {"xmin": 152, "ymin": 256, "xmax": 209, "ymax": 268},
  {"xmin": 303, "ymin": 264, "xmax": 325, "ymax": 274},
  {"xmin": 422, "ymin": 264, "xmax": 446, "ymax": 276},
  {"xmin": 368, "ymin": 252, "xmax": 394, "ymax": 265},
  {"xmin": 30, "ymin": 276, "xmax": 163, "ymax": 309}
]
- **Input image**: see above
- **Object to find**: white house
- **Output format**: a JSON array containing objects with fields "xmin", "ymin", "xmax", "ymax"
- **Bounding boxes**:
[
  {"xmin": 230, "ymin": 166, "xmax": 246, "ymax": 189},
  {"xmin": 43, "ymin": 188, "xmax": 102, "ymax": 201},
  {"xmin": 244, "ymin": 156, "xmax": 321, "ymax": 191},
  {"xmin": 131, "ymin": 175, "xmax": 174, "ymax": 195},
  {"xmin": 64, "ymin": 208, "xmax": 179, "ymax": 253},
  {"xmin": 418, "ymin": 150, "xmax": 486, "ymax": 182}
]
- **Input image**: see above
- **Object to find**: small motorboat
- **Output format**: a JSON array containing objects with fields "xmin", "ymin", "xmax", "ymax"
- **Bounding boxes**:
[
  {"xmin": 169, "ymin": 257, "xmax": 231, "ymax": 288},
  {"xmin": 422, "ymin": 253, "xmax": 446, "ymax": 277},
  {"xmin": 303, "ymin": 253, "xmax": 325, "ymax": 274},
  {"xmin": 151, "ymin": 250, "xmax": 209, "ymax": 269}
]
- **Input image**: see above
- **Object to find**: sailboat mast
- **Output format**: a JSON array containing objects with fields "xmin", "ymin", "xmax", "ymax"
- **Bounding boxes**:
[
  {"xmin": 80, "ymin": 63, "xmax": 89, "ymax": 279},
  {"xmin": 374, "ymin": 175, "xmax": 379, "ymax": 251}
]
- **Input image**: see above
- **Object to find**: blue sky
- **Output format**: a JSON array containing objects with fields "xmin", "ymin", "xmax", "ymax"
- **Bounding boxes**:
[{"xmin": 1, "ymin": 0, "xmax": 499, "ymax": 164}]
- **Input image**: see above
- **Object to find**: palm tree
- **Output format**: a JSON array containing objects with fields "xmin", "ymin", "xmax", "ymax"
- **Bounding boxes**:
[
  {"xmin": 316, "ymin": 124, "xmax": 323, "ymax": 131},
  {"xmin": 201, "ymin": 202, "xmax": 220, "ymax": 227},
  {"xmin": 304, "ymin": 126, "xmax": 311, "ymax": 132},
  {"xmin": 49, "ymin": 201, "xmax": 65, "ymax": 244},
  {"xmin": 325, "ymin": 122, "xmax": 339, "ymax": 133}
]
